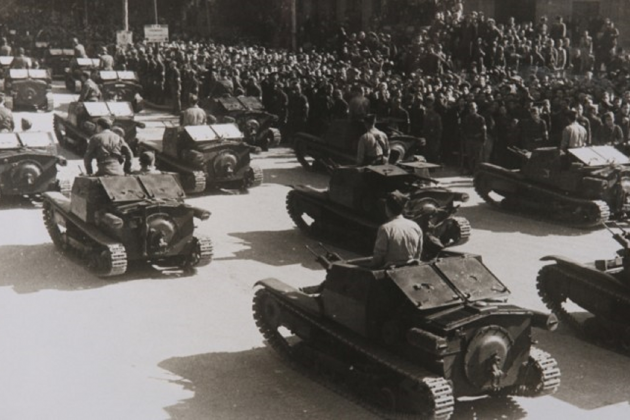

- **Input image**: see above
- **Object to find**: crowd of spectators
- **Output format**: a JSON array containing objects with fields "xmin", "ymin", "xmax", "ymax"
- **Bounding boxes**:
[{"xmin": 3, "ymin": 0, "xmax": 630, "ymax": 173}]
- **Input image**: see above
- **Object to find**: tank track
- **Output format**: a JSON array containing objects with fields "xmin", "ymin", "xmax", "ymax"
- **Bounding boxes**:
[
  {"xmin": 253, "ymin": 288, "xmax": 455, "ymax": 420},
  {"xmin": 513, "ymin": 348, "xmax": 561, "ymax": 397},
  {"xmin": 244, "ymin": 165, "xmax": 263, "ymax": 189},
  {"xmin": 294, "ymin": 139, "xmax": 315, "ymax": 170},
  {"xmin": 537, "ymin": 263, "xmax": 630, "ymax": 351},
  {"xmin": 43, "ymin": 201, "xmax": 128, "ymax": 277},
  {"xmin": 193, "ymin": 236, "xmax": 214, "ymax": 268},
  {"xmin": 450, "ymin": 216, "xmax": 471, "ymax": 244},
  {"xmin": 286, "ymin": 190, "xmax": 316, "ymax": 235},
  {"xmin": 186, "ymin": 171, "xmax": 207, "ymax": 194},
  {"xmin": 474, "ymin": 171, "xmax": 611, "ymax": 227}
]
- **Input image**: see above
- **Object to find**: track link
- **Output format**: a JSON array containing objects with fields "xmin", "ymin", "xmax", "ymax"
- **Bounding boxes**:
[
  {"xmin": 193, "ymin": 236, "xmax": 214, "ymax": 268},
  {"xmin": 515, "ymin": 348, "xmax": 561, "ymax": 397},
  {"xmin": 43, "ymin": 201, "xmax": 128, "ymax": 277},
  {"xmin": 253, "ymin": 288, "xmax": 455, "ymax": 420}
]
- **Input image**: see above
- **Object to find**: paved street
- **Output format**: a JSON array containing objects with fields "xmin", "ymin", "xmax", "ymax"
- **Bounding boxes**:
[{"xmin": 0, "ymin": 83, "xmax": 629, "ymax": 420}]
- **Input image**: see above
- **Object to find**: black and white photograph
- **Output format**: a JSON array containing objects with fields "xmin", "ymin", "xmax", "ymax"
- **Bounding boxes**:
[{"xmin": 0, "ymin": 0, "xmax": 629, "ymax": 419}]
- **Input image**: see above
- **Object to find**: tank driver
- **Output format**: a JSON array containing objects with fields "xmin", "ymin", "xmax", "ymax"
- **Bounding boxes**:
[
  {"xmin": 84, "ymin": 118, "xmax": 133, "ymax": 176},
  {"xmin": 371, "ymin": 191, "xmax": 423, "ymax": 268},
  {"xmin": 356, "ymin": 114, "xmax": 389, "ymax": 166}
]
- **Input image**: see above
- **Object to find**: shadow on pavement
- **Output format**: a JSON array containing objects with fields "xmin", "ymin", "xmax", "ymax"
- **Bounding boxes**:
[
  {"xmin": 534, "ymin": 326, "xmax": 630, "ymax": 411},
  {"xmin": 263, "ymin": 166, "xmax": 330, "ymax": 189},
  {"xmin": 457, "ymin": 202, "xmax": 594, "ymax": 237},
  {"xmin": 217, "ymin": 229, "xmax": 357, "ymax": 269},
  {"xmin": 0, "ymin": 244, "xmax": 197, "ymax": 293},
  {"xmin": 159, "ymin": 348, "xmax": 528, "ymax": 420}
]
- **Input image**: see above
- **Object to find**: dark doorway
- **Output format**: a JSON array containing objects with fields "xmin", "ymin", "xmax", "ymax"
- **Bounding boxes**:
[{"xmin": 495, "ymin": 0, "xmax": 536, "ymax": 24}]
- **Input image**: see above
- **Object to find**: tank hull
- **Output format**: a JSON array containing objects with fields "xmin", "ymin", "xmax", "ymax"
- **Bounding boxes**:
[
  {"xmin": 254, "ymin": 261, "xmax": 560, "ymax": 419},
  {"xmin": 286, "ymin": 186, "xmax": 470, "ymax": 257},
  {"xmin": 537, "ymin": 256, "xmax": 630, "ymax": 351},
  {"xmin": 474, "ymin": 163, "xmax": 613, "ymax": 227}
]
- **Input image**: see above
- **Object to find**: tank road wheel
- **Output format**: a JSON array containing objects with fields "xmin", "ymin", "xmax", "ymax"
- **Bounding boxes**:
[
  {"xmin": 253, "ymin": 288, "xmax": 293, "ymax": 360},
  {"xmin": 515, "ymin": 348, "xmax": 561, "ymax": 397},
  {"xmin": 42, "ymin": 201, "xmax": 66, "ymax": 250},
  {"xmin": 242, "ymin": 165, "xmax": 263, "ymax": 190},
  {"xmin": 87, "ymin": 244, "xmax": 128, "ymax": 277},
  {"xmin": 180, "ymin": 236, "xmax": 213, "ymax": 269},
  {"xmin": 294, "ymin": 139, "xmax": 316, "ymax": 171},
  {"xmin": 566, "ymin": 200, "xmax": 611, "ymax": 228},
  {"xmin": 286, "ymin": 190, "xmax": 319, "ymax": 236},
  {"xmin": 267, "ymin": 127, "xmax": 282, "ymax": 148}
]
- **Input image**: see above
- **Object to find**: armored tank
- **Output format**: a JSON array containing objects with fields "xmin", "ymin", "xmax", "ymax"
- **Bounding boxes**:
[
  {"xmin": 254, "ymin": 248, "xmax": 561, "ymax": 419},
  {"xmin": 537, "ymin": 223, "xmax": 630, "ymax": 351},
  {"xmin": 0, "ymin": 131, "xmax": 67, "ymax": 202},
  {"xmin": 293, "ymin": 119, "xmax": 424, "ymax": 170},
  {"xmin": 287, "ymin": 161, "xmax": 470, "ymax": 258},
  {"xmin": 42, "ymin": 173, "xmax": 213, "ymax": 277},
  {"xmin": 474, "ymin": 146, "xmax": 630, "ymax": 227},
  {"xmin": 97, "ymin": 70, "xmax": 143, "ymax": 113},
  {"xmin": 54, "ymin": 101, "xmax": 145, "ymax": 155},
  {"xmin": 137, "ymin": 124, "xmax": 263, "ymax": 194},
  {"xmin": 43, "ymin": 48, "xmax": 75, "ymax": 79},
  {"xmin": 65, "ymin": 57, "xmax": 100, "ymax": 92},
  {"xmin": 201, "ymin": 95, "xmax": 281, "ymax": 150},
  {"xmin": 4, "ymin": 69, "xmax": 54, "ymax": 111}
]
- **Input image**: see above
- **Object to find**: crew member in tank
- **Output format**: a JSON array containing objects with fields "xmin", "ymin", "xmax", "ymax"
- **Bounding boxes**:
[
  {"xmin": 84, "ymin": 118, "xmax": 133, "ymax": 176},
  {"xmin": 356, "ymin": 114, "xmax": 389, "ymax": 166},
  {"xmin": 133, "ymin": 151, "xmax": 160, "ymax": 174},
  {"xmin": 180, "ymin": 94, "xmax": 207, "ymax": 126},
  {"xmin": 560, "ymin": 109, "xmax": 588, "ymax": 152},
  {"xmin": 78, "ymin": 71, "xmax": 102, "ymax": 102},
  {"xmin": 371, "ymin": 191, "xmax": 422, "ymax": 268},
  {"xmin": 0, "ymin": 93, "xmax": 15, "ymax": 132}
]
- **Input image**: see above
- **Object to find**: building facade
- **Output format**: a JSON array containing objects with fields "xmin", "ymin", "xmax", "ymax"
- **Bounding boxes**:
[{"xmin": 464, "ymin": 0, "xmax": 630, "ymax": 45}]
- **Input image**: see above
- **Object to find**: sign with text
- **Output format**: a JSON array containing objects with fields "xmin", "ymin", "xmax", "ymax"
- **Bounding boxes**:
[
  {"xmin": 116, "ymin": 31, "xmax": 133, "ymax": 46},
  {"xmin": 144, "ymin": 25, "xmax": 169, "ymax": 43}
]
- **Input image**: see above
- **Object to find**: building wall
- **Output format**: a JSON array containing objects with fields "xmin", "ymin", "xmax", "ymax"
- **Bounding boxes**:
[{"xmin": 463, "ymin": 0, "xmax": 630, "ymax": 46}]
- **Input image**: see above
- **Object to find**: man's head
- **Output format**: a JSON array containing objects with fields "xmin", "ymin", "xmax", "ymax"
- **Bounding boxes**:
[
  {"xmin": 112, "ymin": 126, "xmax": 125, "ymax": 138},
  {"xmin": 96, "ymin": 118, "xmax": 112, "ymax": 132},
  {"xmin": 139, "ymin": 151, "xmax": 155, "ymax": 167},
  {"xmin": 363, "ymin": 114, "xmax": 377, "ymax": 129},
  {"xmin": 21, "ymin": 118, "xmax": 32, "ymax": 131},
  {"xmin": 385, "ymin": 190, "xmax": 408, "ymax": 217}
]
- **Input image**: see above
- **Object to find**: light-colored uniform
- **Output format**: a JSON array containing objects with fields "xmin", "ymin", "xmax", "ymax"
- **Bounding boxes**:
[{"xmin": 372, "ymin": 215, "xmax": 423, "ymax": 267}]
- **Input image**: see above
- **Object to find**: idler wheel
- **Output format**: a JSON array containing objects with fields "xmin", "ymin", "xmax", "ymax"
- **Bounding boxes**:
[{"xmin": 464, "ymin": 326, "xmax": 513, "ymax": 392}]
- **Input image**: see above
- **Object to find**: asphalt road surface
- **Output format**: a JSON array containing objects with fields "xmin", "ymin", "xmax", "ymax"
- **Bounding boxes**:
[{"xmin": 1, "ymin": 83, "xmax": 629, "ymax": 420}]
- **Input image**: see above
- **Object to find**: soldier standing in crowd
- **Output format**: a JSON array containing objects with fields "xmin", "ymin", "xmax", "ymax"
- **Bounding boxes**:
[
  {"xmin": 518, "ymin": 107, "xmax": 548, "ymax": 151},
  {"xmin": 423, "ymin": 98, "xmax": 443, "ymax": 163},
  {"xmin": 390, "ymin": 97, "xmax": 410, "ymax": 134},
  {"xmin": 180, "ymin": 94, "xmax": 207, "ymax": 126},
  {"xmin": 560, "ymin": 110, "xmax": 588, "ymax": 152},
  {"xmin": 348, "ymin": 85, "xmax": 370, "ymax": 121},
  {"xmin": 84, "ymin": 118, "xmax": 133, "ymax": 176},
  {"xmin": 287, "ymin": 84, "xmax": 309, "ymax": 142},
  {"xmin": 0, "ymin": 93, "xmax": 15, "ymax": 132},
  {"xmin": 268, "ymin": 82, "xmax": 288, "ymax": 141},
  {"xmin": 330, "ymin": 89, "xmax": 349, "ymax": 119},
  {"xmin": 0, "ymin": 37, "xmax": 11, "ymax": 56},
  {"xmin": 72, "ymin": 37, "xmax": 86, "ymax": 58},
  {"xmin": 167, "ymin": 61, "xmax": 182, "ymax": 114},
  {"xmin": 99, "ymin": 47, "xmax": 114, "ymax": 71},
  {"xmin": 461, "ymin": 102, "xmax": 486, "ymax": 174},
  {"xmin": 357, "ymin": 114, "xmax": 389, "ymax": 166}
]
